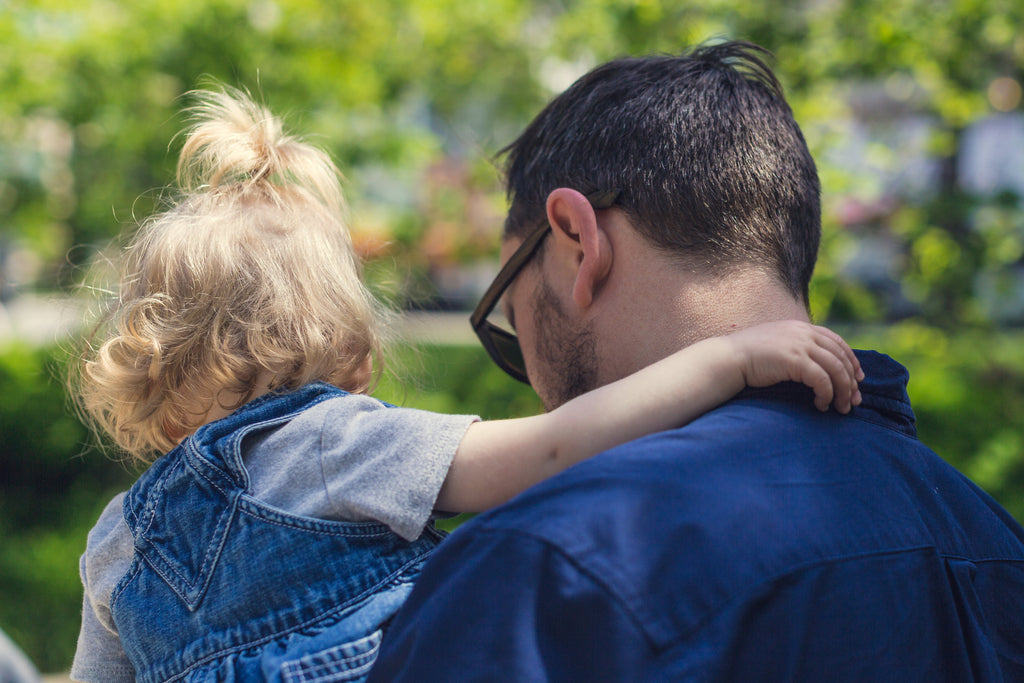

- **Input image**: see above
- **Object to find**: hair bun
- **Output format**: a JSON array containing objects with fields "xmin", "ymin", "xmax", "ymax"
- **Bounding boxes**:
[{"xmin": 176, "ymin": 85, "xmax": 345, "ymax": 214}]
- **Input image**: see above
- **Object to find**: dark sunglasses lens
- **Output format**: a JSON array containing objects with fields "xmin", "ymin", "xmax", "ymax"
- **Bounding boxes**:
[{"xmin": 484, "ymin": 324, "xmax": 527, "ymax": 383}]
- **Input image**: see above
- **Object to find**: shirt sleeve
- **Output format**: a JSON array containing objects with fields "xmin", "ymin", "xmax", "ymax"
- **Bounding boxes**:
[
  {"xmin": 366, "ymin": 524, "xmax": 656, "ymax": 682},
  {"xmin": 70, "ymin": 588, "xmax": 135, "ymax": 683},
  {"xmin": 244, "ymin": 394, "xmax": 478, "ymax": 541},
  {"xmin": 70, "ymin": 495, "xmax": 136, "ymax": 683}
]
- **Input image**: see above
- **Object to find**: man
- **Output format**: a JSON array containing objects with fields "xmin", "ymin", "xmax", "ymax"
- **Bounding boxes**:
[{"xmin": 369, "ymin": 41, "xmax": 1024, "ymax": 681}]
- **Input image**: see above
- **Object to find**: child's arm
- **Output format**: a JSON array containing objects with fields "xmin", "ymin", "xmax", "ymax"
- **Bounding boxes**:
[{"xmin": 437, "ymin": 320, "xmax": 862, "ymax": 513}]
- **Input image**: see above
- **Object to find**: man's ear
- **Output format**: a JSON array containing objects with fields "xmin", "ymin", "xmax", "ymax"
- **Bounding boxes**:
[{"xmin": 545, "ymin": 188, "xmax": 613, "ymax": 309}]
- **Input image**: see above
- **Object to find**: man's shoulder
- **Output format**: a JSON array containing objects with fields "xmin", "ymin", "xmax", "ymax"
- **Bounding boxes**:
[
  {"xmin": 461, "ymin": 399, "xmax": 836, "ymax": 577},
  {"xmin": 453, "ymin": 391, "xmax": 1024, "ymax": 644},
  {"xmin": 473, "ymin": 396, "xmax": 858, "ymax": 533},
  {"xmin": 475, "ymin": 351, "xmax": 930, "ymax": 541},
  {"xmin": 442, "ymin": 401, "xmax": 852, "ymax": 648},
  {"xmin": 470, "ymin": 388, "xmax": 1008, "ymax": 553}
]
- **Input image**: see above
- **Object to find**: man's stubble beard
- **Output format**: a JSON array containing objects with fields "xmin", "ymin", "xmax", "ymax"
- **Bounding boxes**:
[{"xmin": 532, "ymin": 278, "xmax": 599, "ymax": 412}]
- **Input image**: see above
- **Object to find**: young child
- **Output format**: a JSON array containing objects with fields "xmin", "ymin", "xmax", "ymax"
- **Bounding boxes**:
[{"xmin": 70, "ymin": 88, "xmax": 862, "ymax": 683}]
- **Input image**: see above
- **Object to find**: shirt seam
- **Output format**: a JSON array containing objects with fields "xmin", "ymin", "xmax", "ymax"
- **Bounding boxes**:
[
  {"xmin": 671, "ymin": 544, "xmax": 946, "ymax": 645},
  {"xmin": 732, "ymin": 391, "xmax": 917, "ymax": 439},
  {"xmin": 317, "ymin": 401, "xmax": 334, "ymax": 517},
  {"xmin": 467, "ymin": 525, "xmax": 1013, "ymax": 654},
  {"xmin": 468, "ymin": 524, "xmax": 661, "ymax": 654},
  {"xmin": 69, "ymin": 661, "xmax": 137, "ymax": 682}
]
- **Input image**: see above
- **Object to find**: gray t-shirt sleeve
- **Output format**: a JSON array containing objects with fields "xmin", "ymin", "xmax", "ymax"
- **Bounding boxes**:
[
  {"xmin": 244, "ymin": 394, "xmax": 479, "ymax": 542},
  {"xmin": 71, "ymin": 493, "xmax": 136, "ymax": 683}
]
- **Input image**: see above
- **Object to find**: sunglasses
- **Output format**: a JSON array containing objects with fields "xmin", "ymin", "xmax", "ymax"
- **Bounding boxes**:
[{"xmin": 470, "ymin": 189, "xmax": 620, "ymax": 383}]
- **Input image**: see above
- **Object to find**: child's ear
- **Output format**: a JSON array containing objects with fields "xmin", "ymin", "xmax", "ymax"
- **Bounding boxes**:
[
  {"xmin": 545, "ymin": 188, "xmax": 613, "ymax": 309},
  {"xmin": 353, "ymin": 354, "xmax": 373, "ymax": 392},
  {"xmin": 163, "ymin": 415, "xmax": 188, "ymax": 445}
]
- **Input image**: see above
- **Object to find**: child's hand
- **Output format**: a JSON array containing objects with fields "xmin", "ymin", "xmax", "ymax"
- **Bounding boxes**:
[{"xmin": 726, "ymin": 321, "xmax": 864, "ymax": 413}]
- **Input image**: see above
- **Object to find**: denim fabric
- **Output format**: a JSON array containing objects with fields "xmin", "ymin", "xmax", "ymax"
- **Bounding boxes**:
[
  {"xmin": 112, "ymin": 383, "xmax": 443, "ymax": 683},
  {"xmin": 370, "ymin": 352, "xmax": 1024, "ymax": 681}
]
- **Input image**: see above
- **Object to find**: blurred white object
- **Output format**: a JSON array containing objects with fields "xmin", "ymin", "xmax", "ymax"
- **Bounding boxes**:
[
  {"xmin": 0, "ymin": 293, "xmax": 84, "ymax": 346},
  {"xmin": 0, "ymin": 629, "xmax": 40, "ymax": 683}
]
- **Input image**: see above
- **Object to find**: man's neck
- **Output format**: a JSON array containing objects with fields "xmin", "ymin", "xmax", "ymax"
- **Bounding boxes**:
[{"xmin": 592, "ymin": 258, "xmax": 810, "ymax": 386}]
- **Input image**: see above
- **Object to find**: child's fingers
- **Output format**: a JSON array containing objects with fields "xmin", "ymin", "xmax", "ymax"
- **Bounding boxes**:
[
  {"xmin": 797, "ymin": 356, "xmax": 836, "ymax": 412},
  {"xmin": 806, "ymin": 334, "xmax": 861, "ymax": 413},
  {"xmin": 803, "ymin": 346, "xmax": 846, "ymax": 412},
  {"xmin": 735, "ymin": 320, "xmax": 862, "ymax": 412},
  {"xmin": 813, "ymin": 325, "xmax": 864, "ymax": 381},
  {"xmin": 820, "ymin": 332, "xmax": 863, "ymax": 407},
  {"xmin": 809, "ymin": 327, "xmax": 855, "ymax": 379}
]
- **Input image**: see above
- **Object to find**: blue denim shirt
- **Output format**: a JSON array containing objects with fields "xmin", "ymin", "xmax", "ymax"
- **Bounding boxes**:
[
  {"xmin": 112, "ymin": 383, "xmax": 444, "ymax": 682},
  {"xmin": 370, "ymin": 352, "xmax": 1024, "ymax": 681}
]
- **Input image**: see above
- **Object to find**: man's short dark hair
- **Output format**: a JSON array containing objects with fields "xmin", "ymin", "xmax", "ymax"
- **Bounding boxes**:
[{"xmin": 501, "ymin": 40, "xmax": 821, "ymax": 304}]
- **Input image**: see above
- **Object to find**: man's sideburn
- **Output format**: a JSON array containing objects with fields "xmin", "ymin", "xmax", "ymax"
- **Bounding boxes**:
[{"xmin": 531, "ymin": 277, "xmax": 599, "ymax": 411}]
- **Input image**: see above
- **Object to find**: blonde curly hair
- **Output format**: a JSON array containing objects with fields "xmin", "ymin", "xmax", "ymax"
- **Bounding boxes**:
[{"xmin": 73, "ymin": 87, "xmax": 385, "ymax": 463}]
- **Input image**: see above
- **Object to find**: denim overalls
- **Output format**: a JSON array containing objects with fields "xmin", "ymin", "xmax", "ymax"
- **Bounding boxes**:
[{"xmin": 111, "ymin": 383, "xmax": 444, "ymax": 682}]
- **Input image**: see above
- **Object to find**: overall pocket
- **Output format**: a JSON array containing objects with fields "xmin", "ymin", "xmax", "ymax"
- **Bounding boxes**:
[{"xmin": 280, "ymin": 629, "xmax": 382, "ymax": 683}]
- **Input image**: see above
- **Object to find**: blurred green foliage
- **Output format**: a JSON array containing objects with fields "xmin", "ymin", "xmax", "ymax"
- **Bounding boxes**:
[
  {"xmin": 0, "ymin": 344, "xmax": 135, "ymax": 672},
  {"xmin": 1, "ymin": 0, "xmax": 1022, "ymax": 319},
  {"xmin": 374, "ymin": 342, "xmax": 544, "ymax": 420},
  {"xmin": 0, "ymin": 0, "xmax": 1022, "ymax": 674}
]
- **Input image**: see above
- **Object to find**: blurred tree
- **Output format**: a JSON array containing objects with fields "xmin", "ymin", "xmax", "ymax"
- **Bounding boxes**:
[
  {"xmin": 0, "ymin": 0, "xmax": 1020, "ymax": 325},
  {"xmin": 0, "ymin": 0, "xmax": 539, "ymax": 282}
]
